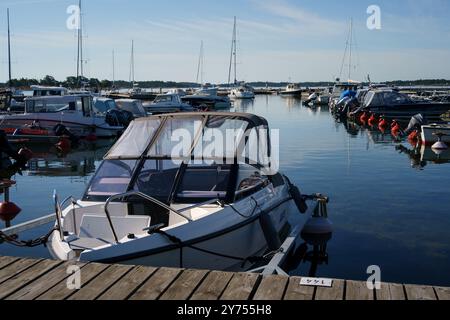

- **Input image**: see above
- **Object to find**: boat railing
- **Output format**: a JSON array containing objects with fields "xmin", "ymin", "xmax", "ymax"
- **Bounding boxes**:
[{"xmin": 104, "ymin": 191, "xmax": 193, "ymax": 244}]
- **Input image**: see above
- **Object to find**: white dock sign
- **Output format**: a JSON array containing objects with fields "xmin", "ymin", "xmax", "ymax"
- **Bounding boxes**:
[{"xmin": 300, "ymin": 277, "xmax": 333, "ymax": 288}]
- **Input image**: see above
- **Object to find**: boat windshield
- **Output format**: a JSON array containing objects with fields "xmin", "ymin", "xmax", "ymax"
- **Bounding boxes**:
[
  {"xmin": 83, "ymin": 160, "xmax": 137, "ymax": 201},
  {"xmin": 94, "ymin": 99, "xmax": 117, "ymax": 114},
  {"xmin": 154, "ymin": 95, "xmax": 173, "ymax": 103}
]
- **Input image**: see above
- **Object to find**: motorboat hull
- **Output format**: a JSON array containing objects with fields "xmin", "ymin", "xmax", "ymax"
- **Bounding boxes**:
[
  {"xmin": 280, "ymin": 90, "xmax": 302, "ymax": 97},
  {"xmin": 48, "ymin": 185, "xmax": 295, "ymax": 272},
  {"xmin": 0, "ymin": 114, "xmax": 123, "ymax": 138},
  {"xmin": 421, "ymin": 124, "xmax": 450, "ymax": 145}
]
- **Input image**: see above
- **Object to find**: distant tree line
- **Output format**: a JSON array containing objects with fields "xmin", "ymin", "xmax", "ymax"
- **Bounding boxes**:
[{"xmin": 1, "ymin": 77, "xmax": 450, "ymax": 89}]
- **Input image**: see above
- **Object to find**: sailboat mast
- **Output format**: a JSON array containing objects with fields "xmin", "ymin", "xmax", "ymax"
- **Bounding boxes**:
[
  {"xmin": 112, "ymin": 49, "xmax": 115, "ymax": 88},
  {"xmin": 7, "ymin": 8, "xmax": 12, "ymax": 85},
  {"xmin": 228, "ymin": 16, "xmax": 237, "ymax": 86},
  {"xmin": 76, "ymin": 0, "xmax": 83, "ymax": 86},
  {"xmin": 196, "ymin": 40, "xmax": 204, "ymax": 85},
  {"xmin": 129, "ymin": 40, "xmax": 135, "ymax": 87},
  {"xmin": 348, "ymin": 18, "xmax": 353, "ymax": 81},
  {"xmin": 233, "ymin": 16, "xmax": 237, "ymax": 85}
]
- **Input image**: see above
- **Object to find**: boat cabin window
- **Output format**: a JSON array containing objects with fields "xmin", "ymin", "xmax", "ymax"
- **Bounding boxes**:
[
  {"xmin": 82, "ymin": 96, "xmax": 92, "ymax": 117},
  {"xmin": 83, "ymin": 160, "xmax": 137, "ymax": 201},
  {"xmin": 154, "ymin": 95, "xmax": 173, "ymax": 103},
  {"xmin": 381, "ymin": 91, "xmax": 411, "ymax": 105},
  {"xmin": 174, "ymin": 164, "xmax": 233, "ymax": 203}
]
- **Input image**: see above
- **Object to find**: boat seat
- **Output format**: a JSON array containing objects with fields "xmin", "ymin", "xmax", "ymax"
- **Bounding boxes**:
[
  {"xmin": 68, "ymin": 237, "xmax": 112, "ymax": 251},
  {"xmin": 78, "ymin": 215, "xmax": 151, "ymax": 242}
]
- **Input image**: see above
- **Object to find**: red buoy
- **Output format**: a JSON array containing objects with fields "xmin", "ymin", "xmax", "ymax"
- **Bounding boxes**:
[
  {"xmin": 368, "ymin": 114, "xmax": 378, "ymax": 126},
  {"xmin": 391, "ymin": 120, "xmax": 401, "ymax": 136},
  {"xmin": 56, "ymin": 138, "xmax": 72, "ymax": 152},
  {"xmin": 85, "ymin": 133, "xmax": 98, "ymax": 142},
  {"xmin": 0, "ymin": 201, "xmax": 21, "ymax": 222},
  {"xmin": 360, "ymin": 112, "xmax": 369, "ymax": 124},
  {"xmin": 378, "ymin": 118, "xmax": 388, "ymax": 132},
  {"xmin": 408, "ymin": 130, "xmax": 419, "ymax": 142}
]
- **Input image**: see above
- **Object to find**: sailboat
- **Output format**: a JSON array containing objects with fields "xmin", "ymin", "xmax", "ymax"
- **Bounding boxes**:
[
  {"xmin": 329, "ymin": 19, "xmax": 361, "ymax": 109},
  {"xmin": 228, "ymin": 17, "xmax": 255, "ymax": 100},
  {"xmin": 182, "ymin": 41, "xmax": 232, "ymax": 109},
  {"xmin": 125, "ymin": 41, "xmax": 155, "ymax": 101}
]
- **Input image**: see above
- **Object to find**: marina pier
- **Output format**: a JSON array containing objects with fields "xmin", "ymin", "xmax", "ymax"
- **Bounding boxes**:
[{"xmin": 0, "ymin": 255, "xmax": 449, "ymax": 300}]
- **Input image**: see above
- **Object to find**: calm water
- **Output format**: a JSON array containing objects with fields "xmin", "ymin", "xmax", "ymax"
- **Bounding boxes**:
[{"xmin": 1, "ymin": 95, "xmax": 449, "ymax": 286}]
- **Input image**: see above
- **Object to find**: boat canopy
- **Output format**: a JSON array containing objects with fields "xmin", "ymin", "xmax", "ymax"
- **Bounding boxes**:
[
  {"xmin": 104, "ymin": 112, "xmax": 271, "ymax": 167},
  {"xmin": 364, "ymin": 90, "xmax": 413, "ymax": 107}
]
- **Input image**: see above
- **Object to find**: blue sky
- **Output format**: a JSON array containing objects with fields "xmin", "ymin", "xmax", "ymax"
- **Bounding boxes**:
[{"xmin": 1, "ymin": 0, "xmax": 449, "ymax": 83}]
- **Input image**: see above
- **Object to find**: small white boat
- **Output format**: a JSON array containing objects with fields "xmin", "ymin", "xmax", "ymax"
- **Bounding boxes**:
[
  {"xmin": 143, "ymin": 93, "xmax": 193, "ymax": 114},
  {"xmin": 421, "ymin": 123, "xmax": 450, "ymax": 145},
  {"xmin": 280, "ymin": 84, "xmax": 302, "ymax": 97},
  {"xmin": 48, "ymin": 112, "xmax": 307, "ymax": 271},
  {"xmin": 0, "ymin": 94, "xmax": 124, "ymax": 138},
  {"xmin": 182, "ymin": 87, "xmax": 231, "ymax": 110},
  {"xmin": 229, "ymin": 84, "xmax": 255, "ymax": 100}
]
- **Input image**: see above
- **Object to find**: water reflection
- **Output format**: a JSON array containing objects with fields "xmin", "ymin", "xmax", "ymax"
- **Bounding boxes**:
[
  {"xmin": 396, "ymin": 144, "xmax": 450, "ymax": 170},
  {"xmin": 24, "ymin": 140, "xmax": 112, "ymax": 177},
  {"xmin": 232, "ymin": 99, "xmax": 255, "ymax": 112}
]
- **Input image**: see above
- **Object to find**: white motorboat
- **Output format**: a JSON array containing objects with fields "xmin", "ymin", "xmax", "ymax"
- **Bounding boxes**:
[
  {"xmin": 48, "ymin": 112, "xmax": 307, "ymax": 271},
  {"xmin": 182, "ymin": 87, "xmax": 231, "ymax": 110},
  {"xmin": 0, "ymin": 94, "xmax": 124, "ymax": 138},
  {"xmin": 421, "ymin": 123, "xmax": 450, "ymax": 145},
  {"xmin": 280, "ymin": 84, "xmax": 302, "ymax": 97},
  {"xmin": 143, "ymin": 93, "xmax": 193, "ymax": 114},
  {"xmin": 229, "ymin": 84, "xmax": 255, "ymax": 100}
]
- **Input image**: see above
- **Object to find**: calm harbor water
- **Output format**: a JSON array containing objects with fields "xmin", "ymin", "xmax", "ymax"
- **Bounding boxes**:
[{"xmin": 1, "ymin": 95, "xmax": 450, "ymax": 286}]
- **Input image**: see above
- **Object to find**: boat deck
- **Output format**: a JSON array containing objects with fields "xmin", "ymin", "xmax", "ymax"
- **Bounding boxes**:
[{"xmin": 0, "ymin": 255, "xmax": 449, "ymax": 300}]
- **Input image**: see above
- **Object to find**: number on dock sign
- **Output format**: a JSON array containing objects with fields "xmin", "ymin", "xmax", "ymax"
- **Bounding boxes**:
[{"xmin": 300, "ymin": 277, "xmax": 333, "ymax": 287}]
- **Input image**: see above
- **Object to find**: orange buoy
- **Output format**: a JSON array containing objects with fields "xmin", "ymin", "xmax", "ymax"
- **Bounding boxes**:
[
  {"xmin": 368, "ymin": 114, "xmax": 378, "ymax": 126},
  {"xmin": 391, "ymin": 120, "xmax": 401, "ymax": 136},
  {"xmin": 0, "ymin": 201, "xmax": 21, "ymax": 222},
  {"xmin": 359, "ymin": 112, "xmax": 369, "ymax": 124},
  {"xmin": 378, "ymin": 118, "xmax": 388, "ymax": 131},
  {"xmin": 408, "ymin": 130, "xmax": 419, "ymax": 142}
]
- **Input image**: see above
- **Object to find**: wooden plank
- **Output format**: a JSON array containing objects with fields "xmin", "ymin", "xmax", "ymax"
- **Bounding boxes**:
[
  {"xmin": 0, "ymin": 256, "xmax": 20, "ymax": 269},
  {"xmin": 98, "ymin": 266, "xmax": 157, "ymax": 300},
  {"xmin": 160, "ymin": 269, "xmax": 209, "ymax": 300},
  {"xmin": 0, "ymin": 259, "xmax": 63, "ymax": 299},
  {"xmin": 130, "ymin": 267, "xmax": 182, "ymax": 300},
  {"xmin": 253, "ymin": 275, "xmax": 289, "ymax": 301},
  {"xmin": 435, "ymin": 287, "xmax": 450, "ymax": 300},
  {"xmin": 220, "ymin": 272, "xmax": 260, "ymax": 301},
  {"xmin": 191, "ymin": 271, "xmax": 234, "ymax": 300},
  {"xmin": 315, "ymin": 279, "xmax": 345, "ymax": 300},
  {"xmin": 68, "ymin": 264, "xmax": 133, "ymax": 300},
  {"xmin": 346, "ymin": 280, "xmax": 374, "ymax": 300},
  {"xmin": 37, "ymin": 263, "xmax": 109, "ymax": 300},
  {"xmin": 376, "ymin": 283, "xmax": 406, "ymax": 300},
  {"xmin": 0, "ymin": 258, "xmax": 42, "ymax": 284},
  {"xmin": 283, "ymin": 276, "xmax": 315, "ymax": 300},
  {"xmin": 405, "ymin": 285, "xmax": 437, "ymax": 300},
  {"xmin": 7, "ymin": 262, "xmax": 86, "ymax": 300}
]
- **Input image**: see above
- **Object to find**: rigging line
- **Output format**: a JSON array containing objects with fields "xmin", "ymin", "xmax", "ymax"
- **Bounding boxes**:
[{"xmin": 339, "ymin": 20, "xmax": 352, "ymax": 80}]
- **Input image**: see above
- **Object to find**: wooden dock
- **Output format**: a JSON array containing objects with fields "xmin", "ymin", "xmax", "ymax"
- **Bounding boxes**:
[{"xmin": 0, "ymin": 255, "xmax": 449, "ymax": 300}]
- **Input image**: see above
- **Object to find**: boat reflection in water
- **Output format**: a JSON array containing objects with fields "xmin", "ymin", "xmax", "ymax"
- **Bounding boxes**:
[
  {"xmin": 24, "ymin": 140, "xmax": 114, "ymax": 178},
  {"xmin": 232, "ymin": 98, "xmax": 254, "ymax": 113},
  {"xmin": 396, "ymin": 144, "xmax": 450, "ymax": 170}
]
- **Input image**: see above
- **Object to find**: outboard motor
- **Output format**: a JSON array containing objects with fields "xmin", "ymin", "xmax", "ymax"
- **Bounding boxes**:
[
  {"xmin": 105, "ymin": 109, "xmax": 134, "ymax": 128},
  {"xmin": 404, "ymin": 114, "xmax": 427, "ymax": 136},
  {"xmin": 53, "ymin": 124, "xmax": 79, "ymax": 145}
]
